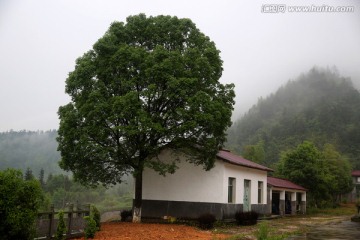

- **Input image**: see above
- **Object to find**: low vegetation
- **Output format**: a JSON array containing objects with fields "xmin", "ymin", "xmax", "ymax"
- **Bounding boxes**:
[
  {"xmin": 84, "ymin": 216, "xmax": 98, "ymax": 239},
  {"xmin": 120, "ymin": 210, "xmax": 133, "ymax": 222},
  {"xmin": 235, "ymin": 211, "xmax": 259, "ymax": 226},
  {"xmin": 54, "ymin": 211, "xmax": 67, "ymax": 240},
  {"xmin": 306, "ymin": 203, "xmax": 357, "ymax": 215},
  {"xmin": 91, "ymin": 205, "xmax": 101, "ymax": 231},
  {"xmin": 198, "ymin": 213, "xmax": 217, "ymax": 229}
]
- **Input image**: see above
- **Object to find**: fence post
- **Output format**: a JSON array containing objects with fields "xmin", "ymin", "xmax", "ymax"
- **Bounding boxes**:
[
  {"xmin": 67, "ymin": 204, "xmax": 74, "ymax": 237},
  {"xmin": 76, "ymin": 201, "xmax": 82, "ymax": 218},
  {"xmin": 85, "ymin": 204, "xmax": 91, "ymax": 216},
  {"xmin": 48, "ymin": 204, "xmax": 55, "ymax": 239}
]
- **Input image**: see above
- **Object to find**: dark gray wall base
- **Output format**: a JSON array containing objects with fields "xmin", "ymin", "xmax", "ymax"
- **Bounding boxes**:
[
  {"xmin": 300, "ymin": 201, "xmax": 306, "ymax": 214},
  {"xmin": 279, "ymin": 200, "xmax": 285, "ymax": 215},
  {"xmin": 251, "ymin": 204, "xmax": 269, "ymax": 216},
  {"xmin": 141, "ymin": 199, "xmax": 270, "ymax": 220},
  {"xmin": 291, "ymin": 201, "xmax": 296, "ymax": 215}
]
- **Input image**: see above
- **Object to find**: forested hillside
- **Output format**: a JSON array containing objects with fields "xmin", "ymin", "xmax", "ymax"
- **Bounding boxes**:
[
  {"xmin": 227, "ymin": 68, "xmax": 360, "ymax": 168},
  {"xmin": 0, "ymin": 130, "xmax": 63, "ymax": 176}
]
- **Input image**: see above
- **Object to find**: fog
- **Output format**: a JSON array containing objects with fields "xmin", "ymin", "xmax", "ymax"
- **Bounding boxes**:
[{"xmin": 0, "ymin": 0, "xmax": 359, "ymax": 131}]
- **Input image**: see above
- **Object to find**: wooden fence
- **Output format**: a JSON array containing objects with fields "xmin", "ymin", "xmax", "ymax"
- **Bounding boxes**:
[{"xmin": 35, "ymin": 204, "xmax": 90, "ymax": 239}]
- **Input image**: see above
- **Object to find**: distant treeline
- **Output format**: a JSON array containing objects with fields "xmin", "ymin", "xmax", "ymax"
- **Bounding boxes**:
[
  {"xmin": 227, "ymin": 67, "xmax": 360, "ymax": 169},
  {"xmin": 0, "ymin": 130, "xmax": 63, "ymax": 175}
]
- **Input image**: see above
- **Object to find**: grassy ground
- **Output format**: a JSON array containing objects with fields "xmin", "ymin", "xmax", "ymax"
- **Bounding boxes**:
[{"xmin": 213, "ymin": 203, "xmax": 357, "ymax": 240}]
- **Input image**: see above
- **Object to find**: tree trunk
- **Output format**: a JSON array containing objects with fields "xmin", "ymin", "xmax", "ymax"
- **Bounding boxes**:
[{"xmin": 133, "ymin": 170, "xmax": 143, "ymax": 223}]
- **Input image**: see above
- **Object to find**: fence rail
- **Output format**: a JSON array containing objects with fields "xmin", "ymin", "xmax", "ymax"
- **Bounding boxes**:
[{"xmin": 35, "ymin": 204, "xmax": 90, "ymax": 239}]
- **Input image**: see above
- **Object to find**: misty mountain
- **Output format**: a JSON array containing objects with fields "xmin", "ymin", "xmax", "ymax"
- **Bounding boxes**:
[
  {"xmin": 0, "ymin": 130, "xmax": 64, "ymax": 176},
  {"xmin": 227, "ymin": 67, "xmax": 360, "ymax": 168}
]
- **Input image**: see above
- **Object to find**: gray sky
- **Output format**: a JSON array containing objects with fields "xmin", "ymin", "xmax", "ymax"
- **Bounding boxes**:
[{"xmin": 0, "ymin": 0, "xmax": 359, "ymax": 131}]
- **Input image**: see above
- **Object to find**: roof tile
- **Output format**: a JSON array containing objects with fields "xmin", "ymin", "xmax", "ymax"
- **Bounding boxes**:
[
  {"xmin": 216, "ymin": 150, "xmax": 273, "ymax": 172},
  {"xmin": 352, "ymin": 170, "xmax": 360, "ymax": 177},
  {"xmin": 267, "ymin": 176, "xmax": 307, "ymax": 191}
]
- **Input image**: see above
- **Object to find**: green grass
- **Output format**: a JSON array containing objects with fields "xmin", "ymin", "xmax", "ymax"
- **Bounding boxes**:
[
  {"xmin": 306, "ymin": 203, "xmax": 357, "ymax": 216},
  {"xmin": 256, "ymin": 222, "xmax": 269, "ymax": 240},
  {"xmin": 213, "ymin": 225, "xmax": 300, "ymax": 240}
]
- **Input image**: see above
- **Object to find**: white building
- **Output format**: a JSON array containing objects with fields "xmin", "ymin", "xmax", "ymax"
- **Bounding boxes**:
[
  {"xmin": 267, "ymin": 177, "xmax": 307, "ymax": 215},
  {"xmin": 141, "ymin": 149, "xmax": 306, "ymax": 219}
]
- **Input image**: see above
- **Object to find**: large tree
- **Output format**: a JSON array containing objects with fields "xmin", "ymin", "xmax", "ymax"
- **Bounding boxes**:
[
  {"xmin": 276, "ymin": 141, "xmax": 353, "ymax": 207},
  {"xmin": 57, "ymin": 14, "xmax": 235, "ymax": 222},
  {"xmin": 322, "ymin": 144, "xmax": 353, "ymax": 203},
  {"xmin": 277, "ymin": 141, "xmax": 331, "ymax": 207}
]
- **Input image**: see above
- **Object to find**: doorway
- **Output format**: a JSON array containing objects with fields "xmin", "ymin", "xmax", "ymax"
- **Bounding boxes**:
[
  {"xmin": 285, "ymin": 192, "xmax": 291, "ymax": 214},
  {"xmin": 272, "ymin": 192, "xmax": 280, "ymax": 215}
]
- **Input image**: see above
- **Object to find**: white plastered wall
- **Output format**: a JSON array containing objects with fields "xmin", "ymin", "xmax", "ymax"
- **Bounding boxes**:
[
  {"xmin": 301, "ymin": 191, "xmax": 306, "ymax": 201},
  {"xmin": 142, "ymin": 150, "xmax": 225, "ymax": 203},
  {"xmin": 222, "ymin": 163, "xmax": 268, "ymax": 204}
]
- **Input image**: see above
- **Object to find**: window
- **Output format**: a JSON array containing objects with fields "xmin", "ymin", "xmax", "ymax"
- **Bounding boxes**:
[
  {"xmin": 258, "ymin": 181, "xmax": 263, "ymax": 204},
  {"xmin": 228, "ymin": 177, "xmax": 236, "ymax": 203},
  {"xmin": 357, "ymin": 177, "xmax": 360, "ymax": 183}
]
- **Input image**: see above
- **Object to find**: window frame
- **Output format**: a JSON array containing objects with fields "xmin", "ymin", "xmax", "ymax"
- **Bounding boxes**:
[
  {"xmin": 228, "ymin": 177, "xmax": 236, "ymax": 203},
  {"xmin": 258, "ymin": 181, "xmax": 263, "ymax": 204}
]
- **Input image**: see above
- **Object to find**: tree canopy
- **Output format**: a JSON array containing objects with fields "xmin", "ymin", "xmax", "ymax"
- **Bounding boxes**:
[
  {"xmin": 57, "ymin": 14, "xmax": 235, "ymax": 222},
  {"xmin": 276, "ymin": 141, "xmax": 353, "ymax": 207}
]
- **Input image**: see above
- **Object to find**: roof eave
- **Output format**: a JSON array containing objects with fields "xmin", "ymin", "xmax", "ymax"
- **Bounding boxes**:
[
  {"xmin": 267, "ymin": 183, "xmax": 308, "ymax": 191},
  {"xmin": 218, "ymin": 157, "xmax": 274, "ymax": 172}
]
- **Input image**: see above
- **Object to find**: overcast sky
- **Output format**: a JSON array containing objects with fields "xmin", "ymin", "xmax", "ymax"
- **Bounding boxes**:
[{"xmin": 0, "ymin": 0, "xmax": 359, "ymax": 131}]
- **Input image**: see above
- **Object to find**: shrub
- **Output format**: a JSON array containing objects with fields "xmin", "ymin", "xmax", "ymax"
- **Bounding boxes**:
[
  {"xmin": 169, "ymin": 216, "xmax": 177, "ymax": 223},
  {"xmin": 235, "ymin": 211, "xmax": 258, "ymax": 225},
  {"xmin": 91, "ymin": 205, "xmax": 101, "ymax": 230},
  {"xmin": 55, "ymin": 211, "xmax": 67, "ymax": 240},
  {"xmin": 84, "ymin": 216, "xmax": 98, "ymax": 239},
  {"xmin": 120, "ymin": 210, "xmax": 132, "ymax": 222},
  {"xmin": 197, "ymin": 213, "xmax": 217, "ymax": 230},
  {"xmin": 0, "ymin": 169, "xmax": 44, "ymax": 240}
]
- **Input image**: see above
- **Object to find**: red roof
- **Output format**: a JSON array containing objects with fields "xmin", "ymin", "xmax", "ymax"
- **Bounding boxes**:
[
  {"xmin": 267, "ymin": 177, "xmax": 307, "ymax": 191},
  {"xmin": 216, "ymin": 150, "xmax": 273, "ymax": 172},
  {"xmin": 352, "ymin": 170, "xmax": 360, "ymax": 177}
]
